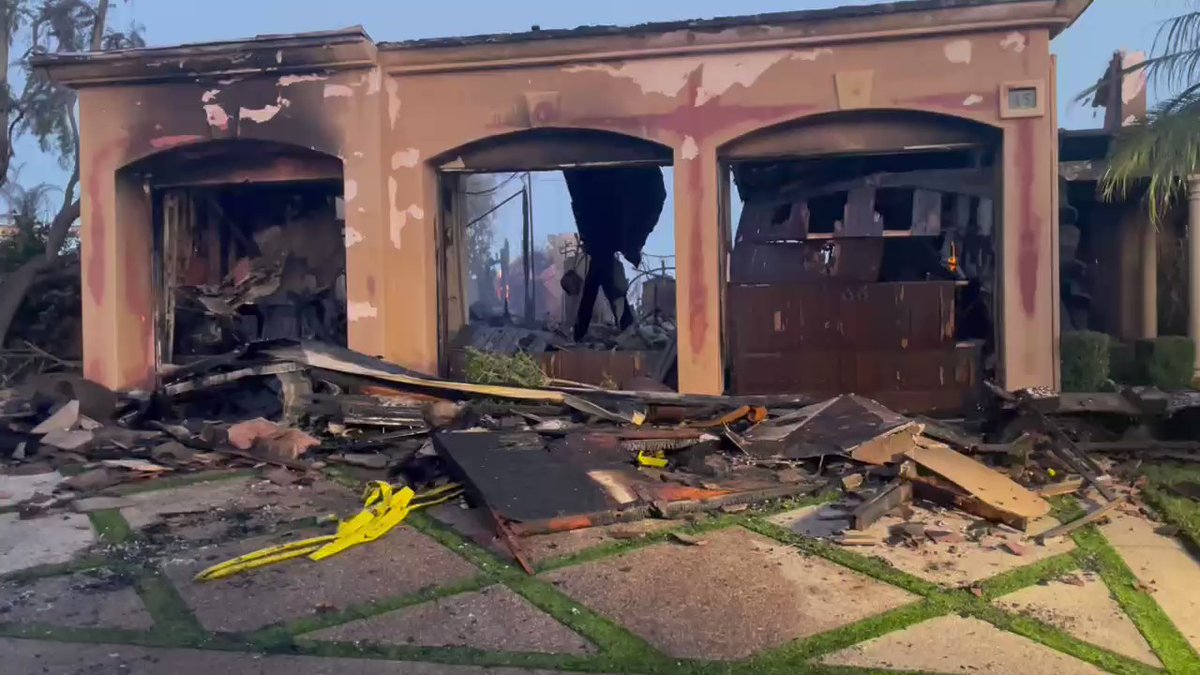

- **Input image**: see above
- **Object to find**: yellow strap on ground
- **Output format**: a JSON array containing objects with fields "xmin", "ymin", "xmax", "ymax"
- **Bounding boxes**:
[
  {"xmin": 309, "ymin": 485, "xmax": 415, "ymax": 560},
  {"xmin": 193, "ymin": 534, "xmax": 335, "ymax": 581},
  {"xmin": 193, "ymin": 482, "xmax": 463, "ymax": 581}
]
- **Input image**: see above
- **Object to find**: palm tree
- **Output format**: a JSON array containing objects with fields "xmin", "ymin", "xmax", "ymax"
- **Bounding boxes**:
[{"xmin": 1098, "ymin": 5, "xmax": 1200, "ymax": 224}]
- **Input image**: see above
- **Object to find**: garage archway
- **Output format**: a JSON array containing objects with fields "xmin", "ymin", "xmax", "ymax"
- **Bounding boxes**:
[{"xmin": 122, "ymin": 139, "xmax": 347, "ymax": 365}]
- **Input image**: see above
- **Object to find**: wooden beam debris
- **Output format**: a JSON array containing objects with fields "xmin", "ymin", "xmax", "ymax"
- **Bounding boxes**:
[
  {"xmin": 852, "ymin": 479, "xmax": 912, "ymax": 531},
  {"xmin": 1035, "ymin": 499, "xmax": 1122, "ymax": 542}
]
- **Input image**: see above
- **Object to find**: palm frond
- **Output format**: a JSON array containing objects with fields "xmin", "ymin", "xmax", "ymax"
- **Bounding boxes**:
[
  {"xmin": 1075, "ymin": 8, "xmax": 1200, "ymax": 105},
  {"xmin": 1101, "ymin": 88, "xmax": 1200, "ymax": 225},
  {"xmin": 1151, "ymin": 9, "xmax": 1200, "ymax": 89}
]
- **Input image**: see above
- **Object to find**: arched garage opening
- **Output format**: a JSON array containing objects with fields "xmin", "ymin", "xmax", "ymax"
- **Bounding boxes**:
[
  {"xmin": 720, "ymin": 110, "xmax": 1001, "ymax": 414},
  {"xmin": 122, "ymin": 139, "xmax": 347, "ymax": 365},
  {"xmin": 434, "ymin": 128, "xmax": 678, "ymax": 388}
]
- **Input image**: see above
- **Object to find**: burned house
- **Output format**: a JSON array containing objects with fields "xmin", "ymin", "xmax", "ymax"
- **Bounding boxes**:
[{"xmin": 35, "ymin": 0, "xmax": 1091, "ymax": 411}]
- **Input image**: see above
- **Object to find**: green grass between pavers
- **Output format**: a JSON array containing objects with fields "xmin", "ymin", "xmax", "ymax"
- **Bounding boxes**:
[
  {"xmin": 1051, "ymin": 494, "xmax": 1200, "ymax": 672},
  {"xmin": 741, "ymin": 518, "xmax": 944, "ymax": 598},
  {"xmin": 106, "ymin": 470, "xmax": 250, "ymax": 496},
  {"xmin": 749, "ymin": 599, "xmax": 952, "ymax": 672},
  {"xmin": 295, "ymin": 638, "xmax": 620, "ymax": 674},
  {"xmin": 253, "ymin": 574, "xmax": 494, "ymax": 649},
  {"xmin": 9, "ymin": 482, "xmax": 1198, "ymax": 675},
  {"xmin": 0, "ymin": 623, "xmax": 184, "ymax": 647},
  {"xmin": 523, "ymin": 487, "xmax": 837, "ymax": 575},
  {"xmin": 88, "ymin": 508, "xmax": 135, "ymax": 544},
  {"xmin": 505, "ymin": 575, "xmax": 667, "ymax": 666},
  {"xmin": 87, "ymin": 509, "xmax": 207, "ymax": 641},
  {"xmin": 967, "ymin": 601, "xmax": 1160, "ymax": 675},
  {"xmin": 975, "ymin": 551, "xmax": 1080, "ymax": 600},
  {"xmin": 532, "ymin": 513, "xmax": 744, "ymax": 574},
  {"xmin": 743, "ymin": 503, "xmax": 1197, "ymax": 674},
  {"xmin": 135, "ymin": 571, "xmax": 206, "ymax": 640},
  {"xmin": 0, "ymin": 556, "xmax": 110, "ymax": 582},
  {"xmin": 404, "ymin": 511, "xmax": 517, "ymax": 577},
  {"xmin": 1074, "ymin": 526, "xmax": 1200, "ymax": 673},
  {"xmin": 1138, "ymin": 463, "xmax": 1200, "ymax": 551}
]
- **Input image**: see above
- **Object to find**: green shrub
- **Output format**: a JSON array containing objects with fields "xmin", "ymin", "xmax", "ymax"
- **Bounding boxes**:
[
  {"xmin": 1108, "ymin": 340, "xmax": 1138, "ymax": 385},
  {"xmin": 1060, "ymin": 331, "xmax": 1110, "ymax": 392},
  {"xmin": 462, "ymin": 348, "xmax": 548, "ymax": 388},
  {"xmin": 1135, "ymin": 336, "xmax": 1195, "ymax": 391}
]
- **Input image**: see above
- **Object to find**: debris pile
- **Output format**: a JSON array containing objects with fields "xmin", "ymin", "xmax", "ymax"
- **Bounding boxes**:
[{"xmin": 2, "ymin": 339, "xmax": 1198, "ymax": 574}]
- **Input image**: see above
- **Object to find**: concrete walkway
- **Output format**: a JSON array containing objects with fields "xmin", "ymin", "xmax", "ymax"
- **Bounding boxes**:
[{"xmin": 2, "ymin": 471, "xmax": 1198, "ymax": 674}]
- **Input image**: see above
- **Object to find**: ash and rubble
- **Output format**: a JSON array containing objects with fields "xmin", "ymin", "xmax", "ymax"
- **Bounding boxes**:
[{"xmin": 1, "ymin": 339, "xmax": 1198, "ymax": 573}]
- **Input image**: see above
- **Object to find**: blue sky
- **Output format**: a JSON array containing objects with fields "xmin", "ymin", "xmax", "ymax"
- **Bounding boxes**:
[{"xmin": 14, "ymin": 0, "xmax": 1183, "ymax": 267}]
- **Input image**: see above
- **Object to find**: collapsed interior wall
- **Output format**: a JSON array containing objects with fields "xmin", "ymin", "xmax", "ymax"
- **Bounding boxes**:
[{"xmin": 158, "ymin": 180, "xmax": 347, "ymax": 362}]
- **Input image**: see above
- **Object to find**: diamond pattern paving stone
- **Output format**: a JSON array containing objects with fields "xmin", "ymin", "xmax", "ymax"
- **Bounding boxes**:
[
  {"xmin": 302, "ymin": 584, "xmax": 595, "ymax": 654},
  {"xmin": 428, "ymin": 503, "xmax": 673, "ymax": 566},
  {"xmin": 821, "ymin": 615, "xmax": 1106, "ymax": 674},
  {"xmin": 1, "ymin": 638, "xmax": 615, "ymax": 675},
  {"xmin": 0, "ymin": 512, "xmax": 95, "ymax": 576},
  {"xmin": 770, "ymin": 503, "xmax": 1074, "ymax": 586},
  {"xmin": 164, "ymin": 526, "xmax": 479, "ymax": 632},
  {"xmin": 120, "ymin": 476, "xmax": 359, "ymax": 542},
  {"xmin": 994, "ymin": 574, "xmax": 1160, "ymax": 667},
  {"xmin": 0, "ymin": 570, "xmax": 153, "ymax": 630},
  {"xmin": 1101, "ymin": 512, "xmax": 1200, "ymax": 652},
  {"xmin": 543, "ymin": 526, "xmax": 915, "ymax": 660}
]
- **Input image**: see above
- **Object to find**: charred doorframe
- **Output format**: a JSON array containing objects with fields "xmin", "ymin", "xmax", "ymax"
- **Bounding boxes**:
[
  {"xmin": 123, "ymin": 140, "xmax": 346, "ymax": 367},
  {"xmin": 432, "ymin": 128, "xmax": 674, "ymax": 377},
  {"xmin": 718, "ymin": 110, "xmax": 1002, "ymax": 411}
]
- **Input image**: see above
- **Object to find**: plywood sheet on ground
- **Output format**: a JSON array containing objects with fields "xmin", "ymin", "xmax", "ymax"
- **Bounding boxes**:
[{"xmin": 906, "ymin": 441, "xmax": 1049, "ymax": 520}]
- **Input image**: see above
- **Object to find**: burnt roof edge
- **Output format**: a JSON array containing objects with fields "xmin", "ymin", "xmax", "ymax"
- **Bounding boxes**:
[
  {"xmin": 33, "ymin": 0, "xmax": 1092, "ymax": 86},
  {"xmin": 33, "ymin": 27, "xmax": 378, "ymax": 87},
  {"xmin": 382, "ymin": 0, "xmax": 1082, "ymax": 50},
  {"xmin": 378, "ymin": 0, "xmax": 1091, "ymax": 74}
]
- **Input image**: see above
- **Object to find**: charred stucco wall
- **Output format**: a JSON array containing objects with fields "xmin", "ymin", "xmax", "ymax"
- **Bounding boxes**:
[
  {"xmin": 378, "ymin": 27, "xmax": 1059, "ymax": 393},
  {"xmin": 69, "ymin": 11, "xmax": 1066, "ymax": 394},
  {"xmin": 78, "ymin": 64, "xmax": 386, "ymax": 390}
]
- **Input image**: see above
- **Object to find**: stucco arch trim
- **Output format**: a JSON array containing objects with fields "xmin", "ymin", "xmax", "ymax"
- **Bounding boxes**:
[
  {"xmin": 430, "ymin": 127, "xmax": 673, "ymax": 173},
  {"xmin": 717, "ymin": 108, "xmax": 1003, "ymax": 160},
  {"xmin": 119, "ymin": 138, "xmax": 345, "ymax": 188}
]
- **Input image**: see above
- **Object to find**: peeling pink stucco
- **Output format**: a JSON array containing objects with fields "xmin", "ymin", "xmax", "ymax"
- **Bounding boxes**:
[
  {"xmin": 239, "ymin": 98, "xmax": 289, "ymax": 123},
  {"xmin": 1000, "ymin": 31, "xmax": 1027, "ymax": 53},
  {"xmin": 347, "ymin": 300, "xmax": 378, "ymax": 321},
  {"xmin": 204, "ymin": 104, "xmax": 230, "ymax": 129},
  {"xmin": 385, "ymin": 77, "xmax": 401, "ymax": 127},
  {"xmin": 391, "ymin": 148, "xmax": 420, "ymax": 169},
  {"xmin": 278, "ymin": 73, "xmax": 327, "ymax": 86},
  {"xmin": 564, "ymin": 60, "xmax": 694, "ymax": 98},
  {"xmin": 681, "ymin": 135, "xmax": 699, "ymax": 160},
  {"xmin": 694, "ymin": 51, "xmax": 790, "ymax": 106},
  {"xmin": 323, "ymin": 83, "xmax": 355, "ymax": 98},
  {"xmin": 943, "ymin": 39, "xmax": 972, "ymax": 64},
  {"xmin": 794, "ymin": 47, "xmax": 834, "ymax": 61}
]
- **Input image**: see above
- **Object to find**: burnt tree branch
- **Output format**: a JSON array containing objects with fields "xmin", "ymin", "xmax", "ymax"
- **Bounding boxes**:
[{"xmin": 0, "ymin": 0, "xmax": 107, "ymax": 349}]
